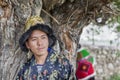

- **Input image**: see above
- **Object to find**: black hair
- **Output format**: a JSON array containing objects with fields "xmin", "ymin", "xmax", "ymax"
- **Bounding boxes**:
[{"xmin": 19, "ymin": 24, "xmax": 56, "ymax": 52}]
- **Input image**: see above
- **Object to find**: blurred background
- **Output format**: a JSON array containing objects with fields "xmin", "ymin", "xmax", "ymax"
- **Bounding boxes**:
[{"xmin": 80, "ymin": 22, "xmax": 120, "ymax": 80}]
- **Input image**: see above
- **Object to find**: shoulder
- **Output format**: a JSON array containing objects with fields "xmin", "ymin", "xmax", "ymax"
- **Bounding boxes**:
[
  {"xmin": 50, "ymin": 51, "xmax": 72, "ymax": 66},
  {"xmin": 56, "ymin": 53, "xmax": 72, "ymax": 69},
  {"xmin": 17, "ymin": 57, "xmax": 34, "ymax": 76}
]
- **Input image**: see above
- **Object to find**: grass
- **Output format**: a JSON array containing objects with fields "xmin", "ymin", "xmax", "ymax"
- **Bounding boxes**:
[{"xmin": 108, "ymin": 74, "xmax": 120, "ymax": 80}]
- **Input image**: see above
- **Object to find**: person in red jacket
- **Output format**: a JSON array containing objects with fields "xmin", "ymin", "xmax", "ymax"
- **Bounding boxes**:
[
  {"xmin": 76, "ymin": 59, "xmax": 95, "ymax": 80},
  {"xmin": 76, "ymin": 45, "xmax": 95, "ymax": 80}
]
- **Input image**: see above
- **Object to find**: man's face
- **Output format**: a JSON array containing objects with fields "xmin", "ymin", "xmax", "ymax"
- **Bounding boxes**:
[{"xmin": 26, "ymin": 30, "xmax": 49, "ymax": 57}]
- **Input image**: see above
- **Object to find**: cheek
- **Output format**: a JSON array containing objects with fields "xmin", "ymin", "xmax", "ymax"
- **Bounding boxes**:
[
  {"xmin": 40, "ymin": 39, "xmax": 48, "ymax": 48},
  {"xmin": 28, "ymin": 41, "xmax": 37, "ymax": 49},
  {"xmin": 44, "ymin": 39, "xmax": 49, "ymax": 46}
]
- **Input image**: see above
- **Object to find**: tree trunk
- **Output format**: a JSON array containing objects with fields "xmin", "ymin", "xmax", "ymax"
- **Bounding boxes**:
[
  {"xmin": 0, "ymin": 0, "xmax": 115, "ymax": 80},
  {"xmin": 0, "ymin": 0, "xmax": 42, "ymax": 80}
]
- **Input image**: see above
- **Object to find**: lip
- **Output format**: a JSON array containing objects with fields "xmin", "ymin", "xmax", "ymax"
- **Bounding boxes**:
[{"xmin": 38, "ymin": 47, "xmax": 44, "ymax": 50}]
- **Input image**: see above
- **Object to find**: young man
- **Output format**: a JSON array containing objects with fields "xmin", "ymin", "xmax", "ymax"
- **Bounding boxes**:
[{"xmin": 16, "ymin": 16, "xmax": 73, "ymax": 80}]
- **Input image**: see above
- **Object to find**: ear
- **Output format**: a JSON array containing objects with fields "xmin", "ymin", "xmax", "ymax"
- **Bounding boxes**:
[{"xmin": 25, "ymin": 41, "xmax": 30, "ymax": 49}]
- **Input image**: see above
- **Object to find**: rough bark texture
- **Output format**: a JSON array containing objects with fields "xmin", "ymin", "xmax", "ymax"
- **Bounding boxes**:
[{"xmin": 0, "ymin": 0, "xmax": 118, "ymax": 80}]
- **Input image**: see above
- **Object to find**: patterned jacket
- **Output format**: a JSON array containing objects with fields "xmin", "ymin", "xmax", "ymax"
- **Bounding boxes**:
[{"xmin": 16, "ymin": 49, "xmax": 74, "ymax": 80}]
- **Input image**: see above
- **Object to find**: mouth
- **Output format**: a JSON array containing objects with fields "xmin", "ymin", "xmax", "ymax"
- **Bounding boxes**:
[{"xmin": 38, "ymin": 47, "xmax": 44, "ymax": 50}]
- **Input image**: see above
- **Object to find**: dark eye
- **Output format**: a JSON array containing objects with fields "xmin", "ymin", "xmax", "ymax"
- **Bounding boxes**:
[
  {"xmin": 31, "ymin": 38, "xmax": 37, "ymax": 41},
  {"xmin": 41, "ymin": 36, "xmax": 47, "ymax": 39}
]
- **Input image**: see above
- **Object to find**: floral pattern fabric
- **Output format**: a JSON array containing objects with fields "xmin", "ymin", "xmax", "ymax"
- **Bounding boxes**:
[{"xmin": 16, "ymin": 49, "xmax": 74, "ymax": 80}]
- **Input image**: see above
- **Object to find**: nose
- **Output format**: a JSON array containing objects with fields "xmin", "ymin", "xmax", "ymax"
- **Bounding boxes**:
[{"xmin": 37, "ymin": 38, "xmax": 42, "ymax": 46}]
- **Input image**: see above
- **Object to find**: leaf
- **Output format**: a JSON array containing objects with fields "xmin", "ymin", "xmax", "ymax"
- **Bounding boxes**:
[
  {"xmin": 117, "ymin": 16, "xmax": 120, "ymax": 23},
  {"xmin": 114, "ymin": 0, "xmax": 120, "ymax": 9},
  {"xmin": 116, "ymin": 25, "xmax": 120, "ymax": 32}
]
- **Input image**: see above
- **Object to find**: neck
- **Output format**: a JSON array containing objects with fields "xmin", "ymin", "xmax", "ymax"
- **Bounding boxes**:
[{"xmin": 34, "ymin": 52, "xmax": 48, "ymax": 65}]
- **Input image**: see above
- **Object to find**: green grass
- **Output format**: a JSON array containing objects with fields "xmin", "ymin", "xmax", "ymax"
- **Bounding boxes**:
[{"xmin": 108, "ymin": 74, "xmax": 120, "ymax": 80}]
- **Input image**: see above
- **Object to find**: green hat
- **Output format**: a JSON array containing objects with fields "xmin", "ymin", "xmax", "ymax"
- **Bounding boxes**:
[{"xmin": 77, "ymin": 48, "xmax": 95, "ymax": 65}]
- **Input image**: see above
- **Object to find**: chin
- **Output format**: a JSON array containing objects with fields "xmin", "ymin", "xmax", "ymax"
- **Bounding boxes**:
[{"xmin": 38, "ymin": 52, "xmax": 48, "ymax": 55}]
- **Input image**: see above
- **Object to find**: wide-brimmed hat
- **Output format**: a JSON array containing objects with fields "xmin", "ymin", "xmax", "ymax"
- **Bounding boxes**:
[{"xmin": 19, "ymin": 16, "xmax": 56, "ymax": 52}]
